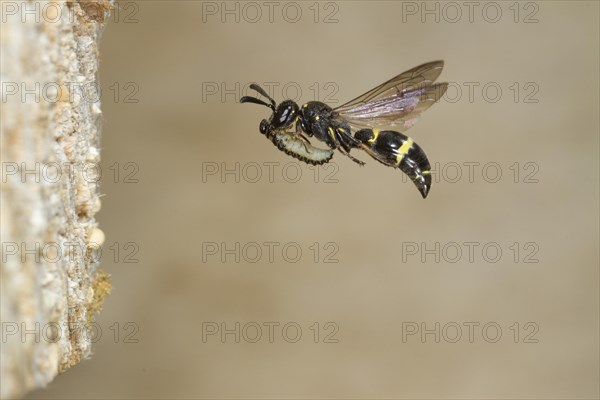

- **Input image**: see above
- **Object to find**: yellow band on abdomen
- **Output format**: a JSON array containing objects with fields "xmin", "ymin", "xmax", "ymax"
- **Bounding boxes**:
[
  {"xmin": 368, "ymin": 129, "xmax": 380, "ymax": 144},
  {"xmin": 395, "ymin": 137, "xmax": 414, "ymax": 165}
]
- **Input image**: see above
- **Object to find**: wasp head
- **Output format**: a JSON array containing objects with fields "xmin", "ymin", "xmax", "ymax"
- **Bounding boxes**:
[
  {"xmin": 240, "ymin": 84, "xmax": 299, "ymax": 135},
  {"xmin": 270, "ymin": 100, "xmax": 299, "ymax": 131}
]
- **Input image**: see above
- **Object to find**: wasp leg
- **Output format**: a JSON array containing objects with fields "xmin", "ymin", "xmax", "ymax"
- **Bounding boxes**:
[
  {"xmin": 298, "ymin": 132, "xmax": 312, "ymax": 145},
  {"xmin": 329, "ymin": 128, "xmax": 365, "ymax": 167},
  {"xmin": 290, "ymin": 134, "xmax": 311, "ymax": 153},
  {"xmin": 355, "ymin": 143, "xmax": 391, "ymax": 167},
  {"xmin": 337, "ymin": 146, "xmax": 366, "ymax": 166},
  {"xmin": 325, "ymin": 126, "xmax": 365, "ymax": 166},
  {"xmin": 296, "ymin": 133, "xmax": 314, "ymax": 153},
  {"xmin": 290, "ymin": 122, "xmax": 313, "ymax": 152}
]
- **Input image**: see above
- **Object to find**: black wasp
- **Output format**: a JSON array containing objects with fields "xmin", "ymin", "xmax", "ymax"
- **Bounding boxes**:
[{"xmin": 240, "ymin": 61, "xmax": 448, "ymax": 198}]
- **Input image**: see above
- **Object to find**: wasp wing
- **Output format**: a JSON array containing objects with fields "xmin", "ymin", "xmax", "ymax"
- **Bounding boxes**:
[{"xmin": 334, "ymin": 61, "xmax": 447, "ymax": 130}]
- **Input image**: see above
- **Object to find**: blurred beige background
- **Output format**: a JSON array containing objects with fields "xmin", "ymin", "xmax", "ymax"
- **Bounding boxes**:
[{"xmin": 28, "ymin": 1, "xmax": 598, "ymax": 398}]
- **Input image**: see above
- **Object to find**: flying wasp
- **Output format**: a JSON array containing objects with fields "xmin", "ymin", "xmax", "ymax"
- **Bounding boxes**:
[{"xmin": 240, "ymin": 60, "xmax": 448, "ymax": 198}]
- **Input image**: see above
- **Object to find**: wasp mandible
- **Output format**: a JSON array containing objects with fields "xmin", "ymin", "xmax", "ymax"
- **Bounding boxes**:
[{"xmin": 240, "ymin": 61, "xmax": 448, "ymax": 198}]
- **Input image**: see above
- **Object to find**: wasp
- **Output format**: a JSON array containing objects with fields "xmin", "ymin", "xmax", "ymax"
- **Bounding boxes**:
[{"xmin": 240, "ymin": 61, "xmax": 448, "ymax": 198}]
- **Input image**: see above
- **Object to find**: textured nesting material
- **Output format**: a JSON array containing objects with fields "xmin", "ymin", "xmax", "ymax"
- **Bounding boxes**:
[{"xmin": 0, "ymin": 1, "xmax": 113, "ymax": 397}]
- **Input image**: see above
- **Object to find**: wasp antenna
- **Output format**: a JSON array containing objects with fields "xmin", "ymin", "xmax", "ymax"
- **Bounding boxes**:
[
  {"xmin": 239, "ymin": 96, "xmax": 275, "ymax": 110},
  {"xmin": 249, "ymin": 83, "xmax": 276, "ymax": 109}
]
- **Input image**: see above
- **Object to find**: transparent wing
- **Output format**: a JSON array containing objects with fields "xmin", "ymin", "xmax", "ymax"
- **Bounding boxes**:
[{"xmin": 334, "ymin": 61, "xmax": 447, "ymax": 130}]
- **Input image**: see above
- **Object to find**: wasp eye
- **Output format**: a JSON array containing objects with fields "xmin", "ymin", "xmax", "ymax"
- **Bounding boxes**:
[
  {"xmin": 272, "ymin": 101, "xmax": 299, "ymax": 129},
  {"xmin": 259, "ymin": 120, "xmax": 269, "ymax": 135}
]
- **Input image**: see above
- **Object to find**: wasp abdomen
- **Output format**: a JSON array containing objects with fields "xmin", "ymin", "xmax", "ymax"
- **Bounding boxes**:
[{"xmin": 354, "ymin": 129, "xmax": 432, "ymax": 198}]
